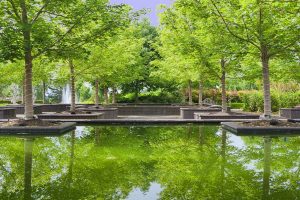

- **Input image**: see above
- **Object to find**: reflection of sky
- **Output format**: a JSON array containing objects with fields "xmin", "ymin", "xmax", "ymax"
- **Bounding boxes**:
[
  {"xmin": 110, "ymin": 0, "xmax": 172, "ymax": 25},
  {"xmin": 127, "ymin": 182, "xmax": 163, "ymax": 200},
  {"xmin": 228, "ymin": 134, "xmax": 245, "ymax": 149},
  {"xmin": 224, "ymin": 131, "xmax": 260, "ymax": 171}
]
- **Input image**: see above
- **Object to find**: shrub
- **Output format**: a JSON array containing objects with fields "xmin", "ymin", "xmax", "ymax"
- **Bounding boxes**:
[
  {"xmin": 241, "ymin": 91, "xmax": 300, "ymax": 112},
  {"xmin": 0, "ymin": 100, "xmax": 11, "ymax": 104},
  {"xmin": 35, "ymin": 100, "xmax": 44, "ymax": 104},
  {"xmin": 242, "ymin": 92, "xmax": 263, "ymax": 112},
  {"xmin": 229, "ymin": 103, "xmax": 244, "ymax": 109}
]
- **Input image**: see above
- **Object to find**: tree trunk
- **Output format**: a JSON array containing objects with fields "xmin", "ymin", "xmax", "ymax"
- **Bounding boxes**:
[
  {"xmin": 261, "ymin": 46, "xmax": 272, "ymax": 118},
  {"xmin": 199, "ymin": 126, "xmax": 205, "ymax": 147},
  {"xmin": 94, "ymin": 79, "xmax": 99, "ymax": 107},
  {"xmin": 69, "ymin": 59, "xmax": 76, "ymax": 113},
  {"xmin": 22, "ymin": 77, "xmax": 25, "ymax": 105},
  {"xmin": 134, "ymin": 86, "xmax": 139, "ymax": 103},
  {"xmin": 24, "ymin": 138, "xmax": 33, "ymax": 200},
  {"xmin": 221, "ymin": 59, "xmax": 227, "ymax": 113},
  {"xmin": 188, "ymin": 80, "xmax": 193, "ymax": 105},
  {"xmin": 103, "ymin": 86, "xmax": 109, "ymax": 105},
  {"xmin": 263, "ymin": 137, "xmax": 272, "ymax": 199},
  {"xmin": 95, "ymin": 127, "xmax": 101, "ymax": 146},
  {"xmin": 20, "ymin": 0, "xmax": 34, "ymax": 119},
  {"xmin": 198, "ymin": 80, "xmax": 203, "ymax": 106},
  {"xmin": 42, "ymin": 81, "xmax": 46, "ymax": 104},
  {"xmin": 112, "ymin": 86, "xmax": 117, "ymax": 104},
  {"xmin": 67, "ymin": 131, "xmax": 75, "ymax": 198},
  {"xmin": 220, "ymin": 130, "xmax": 227, "ymax": 197}
]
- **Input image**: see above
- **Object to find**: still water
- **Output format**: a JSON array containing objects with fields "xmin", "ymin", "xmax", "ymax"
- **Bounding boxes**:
[{"xmin": 0, "ymin": 125, "xmax": 299, "ymax": 200}]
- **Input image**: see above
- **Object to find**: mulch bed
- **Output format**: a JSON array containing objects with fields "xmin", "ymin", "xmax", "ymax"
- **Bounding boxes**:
[{"xmin": 241, "ymin": 120, "xmax": 300, "ymax": 128}]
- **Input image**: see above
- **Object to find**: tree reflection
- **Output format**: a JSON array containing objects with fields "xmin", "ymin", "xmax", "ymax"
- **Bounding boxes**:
[
  {"xmin": 263, "ymin": 136, "xmax": 271, "ymax": 200},
  {"xmin": 0, "ymin": 126, "xmax": 299, "ymax": 199},
  {"xmin": 24, "ymin": 138, "xmax": 34, "ymax": 200}
]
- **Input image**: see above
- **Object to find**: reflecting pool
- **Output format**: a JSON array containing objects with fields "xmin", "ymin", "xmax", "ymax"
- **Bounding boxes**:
[{"xmin": 0, "ymin": 125, "xmax": 299, "ymax": 200}]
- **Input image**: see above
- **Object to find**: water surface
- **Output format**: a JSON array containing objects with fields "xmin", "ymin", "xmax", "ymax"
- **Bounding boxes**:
[{"xmin": 0, "ymin": 125, "xmax": 299, "ymax": 199}]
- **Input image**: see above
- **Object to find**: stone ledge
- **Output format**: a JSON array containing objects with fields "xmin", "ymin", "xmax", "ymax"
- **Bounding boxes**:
[
  {"xmin": 37, "ymin": 113, "xmax": 104, "ymax": 120},
  {"xmin": 0, "ymin": 122, "xmax": 76, "ymax": 135},
  {"xmin": 77, "ymin": 108, "xmax": 118, "ymax": 119},
  {"xmin": 194, "ymin": 112, "xmax": 260, "ymax": 120},
  {"xmin": 222, "ymin": 122, "xmax": 300, "ymax": 136},
  {"xmin": 180, "ymin": 107, "xmax": 222, "ymax": 119},
  {"xmin": 43, "ymin": 118, "xmax": 258, "ymax": 125}
]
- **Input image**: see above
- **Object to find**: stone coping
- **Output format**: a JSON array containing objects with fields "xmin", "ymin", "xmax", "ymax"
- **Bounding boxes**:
[
  {"xmin": 43, "ymin": 119, "xmax": 258, "ymax": 125},
  {"xmin": 288, "ymin": 119, "xmax": 300, "ymax": 123},
  {"xmin": 194, "ymin": 112, "xmax": 260, "ymax": 120},
  {"xmin": 222, "ymin": 122, "xmax": 300, "ymax": 136},
  {"xmin": 78, "ymin": 107, "xmax": 118, "ymax": 111},
  {"xmin": 0, "ymin": 122, "xmax": 76, "ymax": 135},
  {"xmin": 180, "ymin": 107, "xmax": 221, "ymax": 111},
  {"xmin": 37, "ymin": 113, "xmax": 104, "ymax": 120}
]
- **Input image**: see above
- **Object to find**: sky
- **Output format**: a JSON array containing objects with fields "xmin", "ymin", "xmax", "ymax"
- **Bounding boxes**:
[{"xmin": 110, "ymin": 0, "xmax": 172, "ymax": 25}]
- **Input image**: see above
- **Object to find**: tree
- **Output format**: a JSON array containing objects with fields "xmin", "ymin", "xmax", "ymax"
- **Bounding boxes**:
[
  {"xmin": 0, "ymin": 0, "xmax": 113, "ymax": 118},
  {"xmin": 206, "ymin": 0, "xmax": 300, "ymax": 117}
]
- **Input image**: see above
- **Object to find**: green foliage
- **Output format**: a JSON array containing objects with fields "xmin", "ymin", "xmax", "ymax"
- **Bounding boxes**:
[
  {"xmin": 229, "ymin": 103, "xmax": 245, "ymax": 109},
  {"xmin": 242, "ymin": 91, "xmax": 300, "ymax": 112},
  {"xmin": 119, "ymin": 90, "xmax": 183, "ymax": 103}
]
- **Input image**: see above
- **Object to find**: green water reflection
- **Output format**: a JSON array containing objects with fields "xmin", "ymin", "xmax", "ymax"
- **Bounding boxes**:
[{"xmin": 0, "ymin": 125, "xmax": 299, "ymax": 200}]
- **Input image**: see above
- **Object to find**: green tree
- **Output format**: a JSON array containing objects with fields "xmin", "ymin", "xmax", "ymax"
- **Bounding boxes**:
[{"xmin": 206, "ymin": 0, "xmax": 300, "ymax": 117}]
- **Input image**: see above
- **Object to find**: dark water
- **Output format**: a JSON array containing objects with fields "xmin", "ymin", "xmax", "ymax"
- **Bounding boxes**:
[{"xmin": 0, "ymin": 125, "xmax": 299, "ymax": 200}]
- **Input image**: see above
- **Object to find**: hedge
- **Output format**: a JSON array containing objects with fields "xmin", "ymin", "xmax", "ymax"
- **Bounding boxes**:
[{"xmin": 241, "ymin": 91, "xmax": 300, "ymax": 112}]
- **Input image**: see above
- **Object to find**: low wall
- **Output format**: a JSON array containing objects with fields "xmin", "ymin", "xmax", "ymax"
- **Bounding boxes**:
[
  {"xmin": 0, "ymin": 108, "xmax": 17, "ymax": 119},
  {"xmin": 5, "ymin": 105, "xmax": 43, "ymax": 114},
  {"xmin": 180, "ymin": 108, "xmax": 222, "ymax": 119},
  {"xmin": 40, "ymin": 104, "xmax": 70, "ymax": 113},
  {"xmin": 194, "ymin": 113, "xmax": 260, "ymax": 120},
  {"xmin": 280, "ymin": 108, "xmax": 300, "ymax": 119},
  {"xmin": 115, "ymin": 106, "xmax": 183, "ymax": 116},
  {"xmin": 78, "ymin": 108, "xmax": 118, "ymax": 119},
  {"xmin": 37, "ymin": 113, "xmax": 104, "ymax": 120}
]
